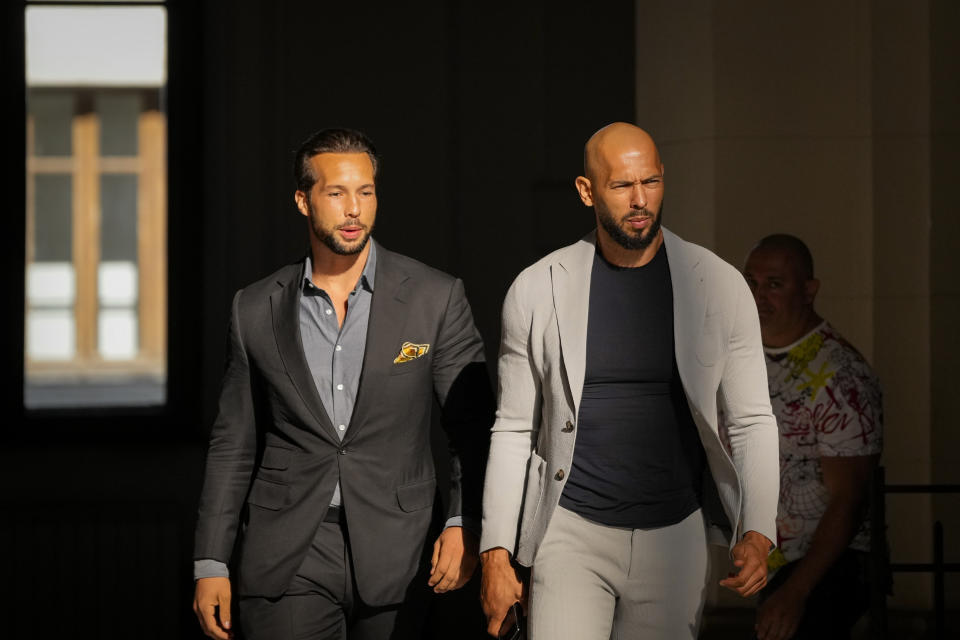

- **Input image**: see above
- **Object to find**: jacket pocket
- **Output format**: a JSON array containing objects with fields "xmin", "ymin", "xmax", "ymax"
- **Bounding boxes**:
[
  {"xmin": 389, "ymin": 355, "xmax": 431, "ymax": 376},
  {"xmin": 247, "ymin": 477, "xmax": 289, "ymax": 511},
  {"xmin": 396, "ymin": 478, "xmax": 437, "ymax": 512},
  {"xmin": 259, "ymin": 445, "xmax": 294, "ymax": 470}
]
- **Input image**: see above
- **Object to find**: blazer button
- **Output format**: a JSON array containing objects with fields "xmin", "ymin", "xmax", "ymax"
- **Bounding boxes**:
[
  {"xmin": 338, "ymin": 448, "xmax": 347, "ymax": 455},
  {"xmin": 554, "ymin": 469, "xmax": 565, "ymax": 481},
  {"xmin": 561, "ymin": 420, "xmax": 574, "ymax": 433}
]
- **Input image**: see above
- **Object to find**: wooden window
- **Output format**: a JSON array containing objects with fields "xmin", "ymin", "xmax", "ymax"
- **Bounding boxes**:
[{"xmin": 25, "ymin": 5, "xmax": 167, "ymax": 409}]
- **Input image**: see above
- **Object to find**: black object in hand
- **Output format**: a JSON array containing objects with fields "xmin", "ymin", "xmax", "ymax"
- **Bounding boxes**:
[{"xmin": 498, "ymin": 602, "xmax": 525, "ymax": 640}]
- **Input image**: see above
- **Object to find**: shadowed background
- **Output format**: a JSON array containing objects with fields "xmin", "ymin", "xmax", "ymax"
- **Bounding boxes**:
[{"xmin": 1, "ymin": 1, "xmax": 958, "ymax": 638}]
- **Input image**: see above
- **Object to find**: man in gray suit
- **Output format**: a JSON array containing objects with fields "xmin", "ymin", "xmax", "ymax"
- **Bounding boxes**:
[
  {"xmin": 480, "ymin": 123, "xmax": 779, "ymax": 639},
  {"xmin": 192, "ymin": 128, "xmax": 493, "ymax": 640}
]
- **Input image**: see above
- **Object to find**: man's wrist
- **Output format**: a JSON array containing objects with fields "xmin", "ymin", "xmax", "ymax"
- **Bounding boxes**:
[
  {"xmin": 779, "ymin": 571, "xmax": 816, "ymax": 600},
  {"xmin": 741, "ymin": 530, "xmax": 773, "ymax": 553},
  {"xmin": 480, "ymin": 547, "xmax": 512, "ymax": 566}
]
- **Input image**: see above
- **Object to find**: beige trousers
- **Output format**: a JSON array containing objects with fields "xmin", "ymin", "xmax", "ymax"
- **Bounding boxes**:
[{"xmin": 529, "ymin": 506, "xmax": 709, "ymax": 640}]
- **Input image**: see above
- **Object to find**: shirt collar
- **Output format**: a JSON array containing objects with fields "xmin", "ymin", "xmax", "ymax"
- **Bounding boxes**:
[
  {"xmin": 302, "ymin": 240, "xmax": 377, "ymax": 294},
  {"xmin": 763, "ymin": 319, "xmax": 828, "ymax": 356}
]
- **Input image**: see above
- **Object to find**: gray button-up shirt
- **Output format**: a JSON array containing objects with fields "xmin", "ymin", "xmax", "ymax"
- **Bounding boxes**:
[{"xmin": 300, "ymin": 244, "xmax": 377, "ymax": 507}]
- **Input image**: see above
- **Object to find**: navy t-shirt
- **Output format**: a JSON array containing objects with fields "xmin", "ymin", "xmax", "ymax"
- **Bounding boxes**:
[{"xmin": 558, "ymin": 243, "xmax": 705, "ymax": 528}]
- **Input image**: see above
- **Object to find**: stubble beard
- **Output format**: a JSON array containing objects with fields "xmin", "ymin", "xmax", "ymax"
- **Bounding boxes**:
[
  {"xmin": 597, "ymin": 203, "xmax": 663, "ymax": 251},
  {"xmin": 308, "ymin": 204, "xmax": 373, "ymax": 256}
]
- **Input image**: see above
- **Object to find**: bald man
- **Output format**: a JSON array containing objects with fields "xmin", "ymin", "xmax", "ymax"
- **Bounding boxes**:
[
  {"xmin": 743, "ymin": 235, "xmax": 882, "ymax": 640},
  {"xmin": 479, "ymin": 123, "xmax": 779, "ymax": 639}
]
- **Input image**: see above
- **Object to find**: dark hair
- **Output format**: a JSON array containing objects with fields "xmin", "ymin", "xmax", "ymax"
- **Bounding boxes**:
[
  {"xmin": 754, "ymin": 233, "xmax": 815, "ymax": 279},
  {"xmin": 293, "ymin": 128, "xmax": 379, "ymax": 193}
]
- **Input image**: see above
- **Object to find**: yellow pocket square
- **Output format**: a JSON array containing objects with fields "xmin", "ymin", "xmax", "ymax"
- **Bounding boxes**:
[{"xmin": 394, "ymin": 341, "xmax": 430, "ymax": 364}]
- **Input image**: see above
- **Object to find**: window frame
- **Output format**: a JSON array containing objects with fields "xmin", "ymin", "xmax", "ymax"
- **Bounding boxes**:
[{"xmin": 26, "ymin": 87, "xmax": 166, "ymax": 377}]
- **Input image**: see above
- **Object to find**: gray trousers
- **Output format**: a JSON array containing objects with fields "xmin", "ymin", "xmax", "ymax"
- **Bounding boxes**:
[
  {"xmin": 236, "ymin": 520, "xmax": 428, "ymax": 640},
  {"xmin": 529, "ymin": 506, "xmax": 709, "ymax": 640}
]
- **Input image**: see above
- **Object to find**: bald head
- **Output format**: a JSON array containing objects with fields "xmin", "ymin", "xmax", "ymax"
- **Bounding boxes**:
[
  {"xmin": 574, "ymin": 122, "xmax": 666, "ymax": 264},
  {"xmin": 583, "ymin": 122, "xmax": 662, "ymax": 182},
  {"xmin": 748, "ymin": 234, "xmax": 815, "ymax": 280},
  {"xmin": 743, "ymin": 233, "xmax": 822, "ymax": 347}
]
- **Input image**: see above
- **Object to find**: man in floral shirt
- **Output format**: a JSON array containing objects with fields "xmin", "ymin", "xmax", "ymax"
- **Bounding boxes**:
[{"xmin": 743, "ymin": 234, "xmax": 882, "ymax": 640}]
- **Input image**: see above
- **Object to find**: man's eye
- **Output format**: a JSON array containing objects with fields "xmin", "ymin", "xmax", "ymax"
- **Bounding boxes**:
[
  {"xmin": 361, "ymin": 190, "xmax": 374, "ymax": 196},
  {"xmin": 328, "ymin": 192, "xmax": 342, "ymax": 197}
]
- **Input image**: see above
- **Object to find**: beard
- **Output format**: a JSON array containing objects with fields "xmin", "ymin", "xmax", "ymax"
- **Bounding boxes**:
[
  {"xmin": 596, "ymin": 202, "xmax": 663, "ymax": 251},
  {"xmin": 308, "ymin": 204, "xmax": 373, "ymax": 256}
]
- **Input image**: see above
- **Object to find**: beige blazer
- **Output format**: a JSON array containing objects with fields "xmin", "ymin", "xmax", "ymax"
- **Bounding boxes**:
[{"xmin": 480, "ymin": 228, "xmax": 779, "ymax": 566}]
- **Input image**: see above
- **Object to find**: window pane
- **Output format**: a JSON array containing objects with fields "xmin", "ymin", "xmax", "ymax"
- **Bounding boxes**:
[
  {"xmin": 27, "ymin": 262, "xmax": 75, "ymax": 308},
  {"xmin": 33, "ymin": 174, "xmax": 72, "ymax": 261},
  {"xmin": 25, "ymin": 5, "xmax": 167, "ymax": 410},
  {"xmin": 30, "ymin": 92, "xmax": 73, "ymax": 156},
  {"xmin": 98, "ymin": 261, "xmax": 138, "ymax": 308},
  {"xmin": 99, "ymin": 308, "xmax": 138, "ymax": 360},
  {"xmin": 27, "ymin": 309, "xmax": 76, "ymax": 361},
  {"xmin": 98, "ymin": 92, "xmax": 140, "ymax": 156},
  {"xmin": 101, "ymin": 174, "xmax": 138, "ymax": 261}
]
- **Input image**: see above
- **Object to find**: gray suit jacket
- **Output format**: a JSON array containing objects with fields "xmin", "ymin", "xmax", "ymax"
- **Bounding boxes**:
[
  {"xmin": 194, "ymin": 242, "xmax": 493, "ymax": 605},
  {"xmin": 480, "ymin": 228, "xmax": 778, "ymax": 566}
]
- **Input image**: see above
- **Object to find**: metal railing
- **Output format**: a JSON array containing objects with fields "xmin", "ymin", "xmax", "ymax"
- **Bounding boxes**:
[{"xmin": 870, "ymin": 466, "xmax": 960, "ymax": 638}]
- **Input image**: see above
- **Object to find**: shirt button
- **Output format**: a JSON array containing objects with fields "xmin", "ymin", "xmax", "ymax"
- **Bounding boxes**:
[
  {"xmin": 325, "ymin": 308, "xmax": 332, "ymax": 315},
  {"xmin": 338, "ymin": 424, "xmax": 346, "ymax": 431},
  {"xmin": 336, "ymin": 384, "xmax": 344, "ymax": 391},
  {"xmin": 554, "ymin": 469, "xmax": 565, "ymax": 481},
  {"xmin": 335, "ymin": 345, "xmax": 342, "ymax": 351}
]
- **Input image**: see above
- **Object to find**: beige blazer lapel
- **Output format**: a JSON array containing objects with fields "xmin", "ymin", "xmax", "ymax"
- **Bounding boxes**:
[
  {"xmin": 551, "ymin": 232, "xmax": 596, "ymax": 418},
  {"xmin": 663, "ymin": 227, "xmax": 708, "ymax": 415}
]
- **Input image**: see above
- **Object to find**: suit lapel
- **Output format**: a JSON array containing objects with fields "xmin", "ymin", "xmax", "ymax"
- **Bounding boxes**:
[
  {"xmin": 343, "ymin": 247, "xmax": 409, "ymax": 445},
  {"xmin": 271, "ymin": 263, "xmax": 340, "ymax": 444},
  {"xmin": 553, "ymin": 233, "xmax": 596, "ymax": 417},
  {"xmin": 663, "ymin": 228, "xmax": 707, "ymax": 401}
]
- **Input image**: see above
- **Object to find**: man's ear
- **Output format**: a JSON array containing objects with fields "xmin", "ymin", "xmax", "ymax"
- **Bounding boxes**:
[
  {"xmin": 804, "ymin": 278, "xmax": 820, "ymax": 305},
  {"xmin": 574, "ymin": 176, "xmax": 594, "ymax": 206},
  {"xmin": 294, "ymin": 190, "xmax": 309, "ymax": 217}
]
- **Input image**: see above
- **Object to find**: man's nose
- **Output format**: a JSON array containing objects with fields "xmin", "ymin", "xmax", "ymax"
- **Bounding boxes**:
[
  {"xmin": 345, "ymin": 194, "xmax": 360, "ymax": 216},
  {"xmin": 631, "ymin": 184, "xmax": 647, "ymax": 209},
  {"xmin": 753, "ymin": 285, "xmax": 767, "ymax": 303}
]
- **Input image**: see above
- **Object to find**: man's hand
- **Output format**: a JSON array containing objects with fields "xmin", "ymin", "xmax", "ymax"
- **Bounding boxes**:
[
  {"xmin": 428, "ymin": 526, "xmax": 479, "ymax": 593},
  {"xmin": 719, "ymin": 530, "xmax": 771, "ymax": 597},
  {"xmin": 755, "ymin": 582, "xmax": 806, "ymax": 640},
  {"xmin": 193, "ymin": 576, "xmax": 233, "ymax": 639},
  {"xmin": 480, "ymin": 548, "xmax": 527, "ymax": 637}
]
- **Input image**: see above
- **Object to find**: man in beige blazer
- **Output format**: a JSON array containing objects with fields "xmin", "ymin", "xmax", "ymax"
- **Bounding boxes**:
[{"xmin": 480, "ymin": 123, "xmax": 779, "ymax": 639}]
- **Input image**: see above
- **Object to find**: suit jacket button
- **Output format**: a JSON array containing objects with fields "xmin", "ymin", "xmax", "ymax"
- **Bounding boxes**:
[
  {"xmin": 554, "ymin": 469, "xmax": 565, "ymax": 481},
  {"xmin": 562, "ymin": 420, "xmax": 574, "ymax": 433},
  {"xmin": 338, "ymin": 448, "xmax": 346, "ymax": 455}
]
